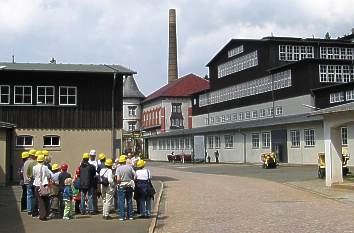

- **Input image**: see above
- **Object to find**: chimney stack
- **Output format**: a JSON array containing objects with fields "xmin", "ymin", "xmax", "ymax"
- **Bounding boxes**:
[{"xmin": 168, "ymin": 9, "xmax": 178, "ymax": 84}]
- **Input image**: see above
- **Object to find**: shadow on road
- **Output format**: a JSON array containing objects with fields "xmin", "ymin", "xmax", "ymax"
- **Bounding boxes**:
[{"xmin": 152, "ymin": 176, "xmax": 179, "ymax": 182}]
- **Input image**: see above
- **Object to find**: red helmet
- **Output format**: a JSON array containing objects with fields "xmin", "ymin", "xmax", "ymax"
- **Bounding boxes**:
[
  {"xmin": 61, "ymin": 163, "xmax": 68, "ymax": 171},
  {"xmin": 75, "ymin": 167, "xmax": 80, "ymax": 175}
]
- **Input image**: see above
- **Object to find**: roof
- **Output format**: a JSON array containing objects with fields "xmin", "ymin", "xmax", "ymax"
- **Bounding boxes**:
[
  {"xmin": 143, "ymin": 73, "xmax": 209, "ymax": 103},
  {"xmin": 123, "ymin": 76, "xmax": 145, "ymax": 98},
  {"xmin": 0, "ymin": 62, "xmax": 136, "ymax": 74},
  {"xmin": 145, "ymin": 114, "xmax": 323, "ymax": 138},
  {"xmin": 0, "ymin": 121, "xmax": 16, "ymax": 129},
  {"xmin": 312, "ymin": 102, "xmax": 354, "ymax": 116}
]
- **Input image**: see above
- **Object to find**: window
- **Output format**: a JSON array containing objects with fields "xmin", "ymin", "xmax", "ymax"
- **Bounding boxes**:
[
  {"xmin": 14, "ymin": 86, "xmax": 32, "ymax": 104},
  {"xmin": 172, "ymin": 103, "xmax": 182, "ymax": 113},
  {"xmin": 268, "ymin": 107, "xmax": 274, "ymax": 117},
  {"xmin": 37, "ymin": 86, "xmax": 54, "ymax": 105},
  {"xmin": 275, "ymin": 106, "xmax": 283, "ymax": 116},
  {"xmin": 279, "ymin": 45, "xmax": 314, "ymax": 61},
  {"xmin": 260, "ymin": 109, "xmax": 266, "ymax": 118},
  {"xmin": 218, "ymin": 51, "xmax": 258, "ymax": 78},
  {"xmin": 304, "ymin": 129, "xmax": 315, "ymax": 147},
  {"xmin": 59, "ymin": 86, "xmax": 77, "ymax": 105},
  {"xmin": 341, "ymin": 127, "xmax": 348, "ymax": 146},
  {"xmin": 128, "ymin": 121, "xmax": 136, "ymax": 131},
  {"xmin": 233, "ymin": 113, "xmax": 237, "ymax": 121},
  {"xmin": 171, "ymin": 118, "xmax": 183, "ymax": 128},
  {"xmin": 180, "ymin": 138, "xmax": 185, "ymax": 150},
  {"xmin": 228, "ymin": 45, "xmax": 244, "ymax": 58},
  {"xmin": 319, "ymin": 65, "xmax": 354, "ymax": 83},
  {"xmin": 0, "ymin": 85, "xmax": 10, "ymax": 104},
  {"xmin": 262, "ymin": 132, "xmax": 271, "ymax": 148},
  {"xmin": 171, "ymin": 103, "xmax": 183, "ymax": 128},
  {"xmin": 171, "ymin": 139, "xmax": 175, "ymax": 150},
  {"xmin": 320, "ymin": 47, "xmax": 354, "ymax": 60},
  {"xmin": 290, "ymin": 130, "xmax": 300, "ymax": 147},
  {"xmin": 215, "ymin": 136, "xmax": 221, "ymax": 149},
  {"xmin": 175, "ymin": 138, "xmax": 180, "ymax": 150},
  {"xmin": 128, "ymin": 106, "xmax": 137, "ymax": 116},
  {"xmin": 16, "ymin": 135, "xmax": 33, "ymax": 147},
  {"xmin": 158, "ymin": 140, "xmax": 163, "ymax": 150},
  {"xmin": 152, "ymin": 140, "xmax": 157, "ymax": 150},
  {"xmin": 166, "ymin": 139, "xmax": 170, "ymax": 150},
  {"xmin": 238, "ymin": 112, "xmax": 244, "ymax": 121},
  {"xmin": 43, "ymin": 135, "xmax": 60, "ymax": 147},
  {"xmin": 245, "ymin": 111, "xmax": 251, "ymax": 120},
  {"xmin": 224, "ymin": 135, "xmax": 234, "ymax": 149},
  {"xmin": 330, "ymin": 92, "xmax": 345, "ymax": 103},
  {"xmin": 162, "ymin": 139, "xmax": 166, "ymax": 150},
  {"xmin": 252, "ymin": 133, "xmax": 260, "ymax": 149},
  {"xmin": 346, "ymin": 90, "xmax": 354, "ymax": 101},
  {"xmin": 185, "ymin": 138, "xmax": 190, "ymax": 150},
  {"xmin": 208, "ymin": 136, "xmax": 214, "ymax": 149}
]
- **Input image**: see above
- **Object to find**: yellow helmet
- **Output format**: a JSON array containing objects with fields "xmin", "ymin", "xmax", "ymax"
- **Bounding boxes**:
[
  {"xmin": 37, "ymin": 154, "xmax": 45, "ymax": 162},
  {"xmin": 21, "ymin": 152, "xmax": 29, "ymax": 159},
  {"xmin": 82, "ymin": 153, "xmax": 89, "ymax": 159},
  {"xmin": 118, "ymin": 155, "xmax": 127, "ymax": 163},
  {"xmin": 28, "ymin": 149, "xmax": 37, "ymax": 156},
  {"xmin": 136, "ymin": 160, "xmax": 145, "ymax": 168},
  {"xmin": 35, "ymin": 151, "xmax": 43, "ymax": 157},
  {"xmin": 98, "ymin": 153, "xmax": 106, "ymax": 161},
  {"xmin": 42, "ymin": 150, "xmax": 49, "ymax": 156},
  {"xmin": 52, "ymin": 163, "xmax": 60, "ymax": 171},
  {"xmin": 105, "ymin": 159, "xmax": 113, "ymax": 167}
]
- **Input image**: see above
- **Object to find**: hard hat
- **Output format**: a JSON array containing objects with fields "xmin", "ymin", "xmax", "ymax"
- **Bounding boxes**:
[
  {"xmin": 61, "ymin": 163, "xmax": 68, "ymax": 171},
  {"xmin": 82, "ymin": 153, "xmax": 89, "ymax": 159},
  {"xmin": 137, "ymin": 160, "xmax": 145, "ymax": 168},
  {"xmin": 29, "ymin": 149, "xmax": 37, "ymax": 156},
  {"xmin": 118, "ymin": 155, "xmax": 127, "ymax": 163},
  {"xmin": 35, "ymin": 151, "xmax": 43, "ymax": 157},
  {"xmin": 89, "ymin": 149, "xmax": 96, "ymax": 156},
  {"xmin": 21, "ymin": 152, "xmax": 29, "ymax": 159},
  {"xmin": 42, "ymin": 150, "xmax": 49, "ymax": 156},
  {"xmin": 105, "ymin": 159, "xmax": 113, "ymax": 167},
  {"xmin": 37, "ymin": 154, "xmax": 45, "ymax": 162},
  {"xmin": 75, "ymin": 167, "xmax": 80, "ymax": 175},
  {"xmin": 98, "ymin": 153, "xmax": 106, "ymax": 161},
  {"xmin": 52, "ymin": 163, "xmax": 60, "ymax": 171}
]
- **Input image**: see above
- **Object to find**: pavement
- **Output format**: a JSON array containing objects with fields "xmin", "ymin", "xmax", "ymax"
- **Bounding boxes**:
[
  {"xmin": 0, "ymin": 181, "xmax": 161, "ymax": 233},
  {"xmin": 148, "ymin": 162, "xmax": 354, "ymax": 233}
]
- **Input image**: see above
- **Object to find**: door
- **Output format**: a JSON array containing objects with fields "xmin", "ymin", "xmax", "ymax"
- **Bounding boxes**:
[{"xmin": 271, "ymin": 129, "xmax": 288, "ymax": 163}]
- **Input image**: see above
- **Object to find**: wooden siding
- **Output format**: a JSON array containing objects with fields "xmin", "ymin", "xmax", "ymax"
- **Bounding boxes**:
[{"xmin": 0, "ymin": 70, "xmax": 123, "ymax": 129}]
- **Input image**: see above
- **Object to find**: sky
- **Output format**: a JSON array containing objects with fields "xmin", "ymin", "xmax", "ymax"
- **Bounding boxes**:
[{"xmin": 0, "ymin": 0, "xmax": 354, "ymax": 96}]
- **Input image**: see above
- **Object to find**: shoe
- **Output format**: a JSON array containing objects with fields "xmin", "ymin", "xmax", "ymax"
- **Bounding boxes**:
[
  {"xmin": 119, "ymin": 218, "xmax": 124, "ymax": 221},
  {"xmin": 63, "ymin": 217, "xmax": 70, "ymax": 220},
  {"xmin": 32, "ymin": 215, "xmax": 39, "ymax": 219},
  {"xmin": 27, "ymin": 212, "xmax": 32, "ymax": 216},
  {"xmin": 105, "ymin": 216, "xmax": 112, "ymax": 220},
  {"xmin": 39, "ymin": 218, "xmax": 47, "ymax": 221},
  {"xmin": 80, "ymin": 211, "xmax": 86, "ymax": 215},
  {"xmin": 128, "ymin": 217, "xmax": 134, "ymax": 220}
]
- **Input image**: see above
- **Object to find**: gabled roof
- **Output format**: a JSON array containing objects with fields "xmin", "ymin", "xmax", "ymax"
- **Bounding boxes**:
[
  {"xmin": 0, "ymin": 62, "xmax": 136, "ymax": 74},
  {"xmin": 123, "ymin": 76, "xmax": 145, "ymax": 98},
  {"xmin": 143, "ymin": 73, "xmax": 209, "ymax": 103}
]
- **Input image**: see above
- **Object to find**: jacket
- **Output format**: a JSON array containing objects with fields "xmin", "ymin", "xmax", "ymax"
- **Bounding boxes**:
[{"xmin": 79, "ymin": 160, "xmax": 96, "ymax": 189}]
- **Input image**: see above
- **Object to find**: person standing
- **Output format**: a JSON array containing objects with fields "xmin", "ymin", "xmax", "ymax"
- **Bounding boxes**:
[
  {"xmin": 88, "ymin": 149, "xmax": 99, "ymax": 213},
  {"xmin": 58, "ymin": 163, "xmax": 71, "ymax": 218},
  {"xmin": 79, "ymin": 153, "xmax": 96, "ymax": 215},
  {"xmin": 72, "ymin": 167, "xmax": 81, "ymax": 214},
  {"xmin": 32, "ymin": 153, "xmax": 52, "ymax": 221},
  {"xmin": 100, "ymin": 159, "xmax": 115, "ymax": 220},
  {"xmin": 135, "ymin": 160, "xmax": 152, "ymax": 218},
  {"xmin": 48, "ymin": 163, "xmax": 60, "ymax": 219},
  {"xmin": 116, "ymin": 155, "xmax": 136, "ymax": 221},
  {"xmin": 62, "ymin": 178, "xmax": 74, "ymax": 220},
  {"xmin": 19, "ymin": 151, "xmax": 29, "ymax": 212},
  {"xmin": 215, "ymin": 150, "xmax": 220, "ymax": 163},
  {"xmin": 97, "ymin": 153, "xmax": 106, "ymax": 174}
]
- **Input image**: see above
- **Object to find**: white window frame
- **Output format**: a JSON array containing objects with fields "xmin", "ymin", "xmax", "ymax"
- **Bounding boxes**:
[
  {"xmin": 341, "ymin": 127, "xmax": 348, "ymax": 146},
  {"xmin": 14, "ymin": 85, "xmax": 32, "ymax": 104},
  {"xmin": 224, "ymin": 135, "xmax": 234, "ymax": 149},
  {"xmin": 304, "ymin": 129, "xmax": 315, "ymax": 147},
  {"xmin": 252, "ymin": 133, "xmax": 260, "ymax": 149},
  {"xmin": 346, "ymin": 90, "xmax": 354, "ymax": 101},
  {"xmin": 275, "ymin": 106, "xmax": 283, "ymax": 116},
  {"xmin": 43, "ymin": 135, "xmax": 61, "ymax": 147},
  {"xmin": 128, "ymin": 121, "xmax": 136, "ymax": 131},
  {"xmin": 0, "ymin": 85, "xmax": 10, "ymax": 104},
  {"xmin": 215, "ymin": 136, "xmax": 221, "ymax": 149},
  {"xmin": 128, "ymin": 106, "xmax": 137, "ymax": 116},
  {"xmin": 262, "ymin": 132, "xmax": 271, "ymax": 149},
  {"xmin": 37, "ymin": 86, "xmax": 55, "ymax": 105},
  {"xmin": 59, "ymin": 86, "xmax": 77, "ymax": 106},
  {"xmin": 208, "ymin": 136, "xmax": 214, "ymax": 149},
  {"xmin": 330, "ymin": 92, "xmax": 345, "ymax": 103},
  {"xmin": 16, "ymin": 135, "xmax": 33, "ymax": 147},
  {"xmin": 290, "ymin": 130, "xmax": 300, "ymax": 148}
]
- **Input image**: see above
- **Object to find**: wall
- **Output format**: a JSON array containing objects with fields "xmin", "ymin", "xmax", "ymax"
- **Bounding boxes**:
[
  {"xmin": 123, "ymin": 97, "xmax": 142, "ymax": 131},
  {"xmin": 0, "ymin": 129, "xmax": 7, "ymax": 185}
]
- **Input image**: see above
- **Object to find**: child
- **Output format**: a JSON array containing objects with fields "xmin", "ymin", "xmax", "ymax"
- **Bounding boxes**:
[
  {"xmin": 72, "ymin": 167, "xmax": 81, "ymax": 214},
  {"xmin": 63, "ymin": 178, "xmax": 74, "ymax": 220}
]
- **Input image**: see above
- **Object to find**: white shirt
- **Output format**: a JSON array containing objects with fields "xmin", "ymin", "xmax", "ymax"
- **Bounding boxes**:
[
  {"xmin": 136, "ymin": 168, "xmax": 151, "ymax": 181},
  {"xmin": 89, "ymin": 160, "xmax": 98, "ymax": 173},
  {"xmin": 99, "ymin": 167, "xmax": 114, "ymax": 187},
  {"xmin": 33, "ymin": 163, "xmax": 52, "ymax": 187}
]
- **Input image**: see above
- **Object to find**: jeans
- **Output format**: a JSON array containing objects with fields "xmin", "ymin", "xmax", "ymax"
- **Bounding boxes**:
[
  {"xmin": 139, "ymin": 195, "xmax": 152, "ymax": 217},
  {"xmin": 80, "ymin": 188, "xmax": 93, "ymax": 213},
  {"xmin": 26, "ymin": 183, "xmax": 33, "ymax": 214},
  {"xmin": 118, "ymin": 186, "xmax": 133, "ymax": 219}
]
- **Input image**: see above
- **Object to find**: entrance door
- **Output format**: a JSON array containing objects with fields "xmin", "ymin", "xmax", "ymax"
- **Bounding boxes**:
[{"xmin": 271, "ymin": 129, "xmax": 288, "ymax": 163}]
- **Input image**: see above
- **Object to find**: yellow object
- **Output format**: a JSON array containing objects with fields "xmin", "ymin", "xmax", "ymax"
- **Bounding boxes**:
[
  {"xmin": 52, "ymin": 163, "xmax": 60, "ymax": 171},
  {"xmin": 21, "ymin": 152, "xmax": 29, "ymax": 159},
  {"xmin": 35, "ymin": 151, "xmax": 43, "ymax": 157},
  {"xmin": 98, "ymin": 153, "xmax": 106, "ymax": 160},
  {"xmin": 342, "ymin": 147, "xmax": 348, "ymax": 155},
  {"xmin": 137, "ymin": 160, "xmax": 145, "ymax": 168},
  {"xmin": 118, "ymin": 155, "xmax": 127, "ymax": 163},
  {"xmin": 28, "ymin": 149, "xmax": 37, "ymax": 156},
  {"xmin": 42, "ymin": 150, "xmax": 49, "ymax": 156},
  {"xmin": 37, "ymin": 154, "xmax": 45, "ymax": 162},
  {"xmin": 82, "ymin": 153, "xmax": 89, "ymax": 159},
  {"xmin": 318, "ymin": 153, "xmax": 325, "ymax": 168},
  {"xmin": 105, "ymin": 159, "xmax": 113, "ymax": 167}
]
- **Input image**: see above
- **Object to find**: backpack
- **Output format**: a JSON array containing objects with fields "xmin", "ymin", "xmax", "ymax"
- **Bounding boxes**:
[{"xmin": 97, "ymin": 169, "xmax": 109, "ymax": 186}]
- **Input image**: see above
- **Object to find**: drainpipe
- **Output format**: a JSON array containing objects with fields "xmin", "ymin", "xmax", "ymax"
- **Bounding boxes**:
[{"xmin": 238, "ymin": 129, "xmax": 247, "ymax": 163}]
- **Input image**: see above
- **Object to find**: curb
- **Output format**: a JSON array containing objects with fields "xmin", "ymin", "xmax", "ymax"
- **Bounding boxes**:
[{"xmin": 148, "ymin": 181, "xmax": 164, "ymax": 233}]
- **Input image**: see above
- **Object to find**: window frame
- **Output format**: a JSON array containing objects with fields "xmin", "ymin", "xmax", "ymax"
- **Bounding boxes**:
[
  {"xmin": 43, "ymin": 135, "xmax": 61, "ymax": 147},
  {"xmin": 0, "ymin": 85, "xmax": 10, "ymax": 104},
  {"xmin": 261, "ymin": 132, "xmax": 271, "ymax": 149},
  {"xmin": 37, "ymin": 86, "xmax": 55, "ymax": 105},
  {"xmin": 208, "ymin": 136, "xmax": 214, "ymax": 149},
  {"xmin": 16, "ymin": 135, "xmax": 34, "ymax": 147},
  {"xmin": 290, "ymin": 129, "xmax": 300, "ymax": 148},
  {"xmin": 215, "ymin": 136, "xmax": 221, "ymax": 149},
  {"xmin": 128, "ymin": 106, "xmax": 137, "ymax": 117},
  {"xmin": 341, "ymin": 127, "xmax": 348, "ymax": 146},
  {"xmin": 59, "ymin": 86, "xmax": 77, "ymax": 106},
  {"xmin": 14, "ymin": 85, "xmax": 32, "ymax": 105},
  {"xmin": 252, "ymin": 133, "xmax": 260, "ymax": 149},
  {"xmin": 224, "ymin": 135, "xmax": 234, "ymax": 149},
  {"xmin": 304, "ymin": 129, "xmax": 315, "ymax": 147}
]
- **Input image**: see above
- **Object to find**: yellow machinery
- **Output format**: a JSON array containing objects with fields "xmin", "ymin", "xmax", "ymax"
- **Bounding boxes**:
[
  {"xmin": 317, "ymin": 150, "xmax": 350, "ymax": 179},
  {"xmin": 342, "ymin": 147, "xmax": 350, "ymax": 176},
  {"xmin": 261, "ymin": 152, "xmax": 277, "ymax": 169}
]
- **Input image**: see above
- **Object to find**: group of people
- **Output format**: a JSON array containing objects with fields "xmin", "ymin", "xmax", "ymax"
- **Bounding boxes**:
[{"xmin": 19, "ymin": 149, "xmax": 154, "ymax": 221}]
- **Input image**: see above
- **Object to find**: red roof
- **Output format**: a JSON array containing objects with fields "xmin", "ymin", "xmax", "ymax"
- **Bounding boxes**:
[{"xmin": 144, "ymin": 73, "xmax": 209, "ymax": 103}]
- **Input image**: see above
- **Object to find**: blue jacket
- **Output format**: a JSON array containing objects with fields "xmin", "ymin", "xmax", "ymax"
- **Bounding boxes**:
[{"xmin": 63, "ymin": 185, "xmax": 73, "ymax": 201}]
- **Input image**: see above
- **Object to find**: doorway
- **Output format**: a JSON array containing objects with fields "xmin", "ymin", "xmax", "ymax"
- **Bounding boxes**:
[{"xmin": 271, "ymin": 129, "xmax": 288, "ymax": 163}]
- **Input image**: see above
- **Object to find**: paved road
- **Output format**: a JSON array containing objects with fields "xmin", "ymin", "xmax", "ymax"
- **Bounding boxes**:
[{"xmin": 149, "ymin": 162, "xmax": 354, "ymax": 233}]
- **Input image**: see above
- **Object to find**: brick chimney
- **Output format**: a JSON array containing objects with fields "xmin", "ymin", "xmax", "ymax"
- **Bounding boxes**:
[{"xmin": 168, "ymin": 9, "xmax": 178, "ymax": 84}]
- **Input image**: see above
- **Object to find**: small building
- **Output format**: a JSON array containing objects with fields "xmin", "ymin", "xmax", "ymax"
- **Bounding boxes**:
[{"xmin": 0, "ymin": 62, "xmax": 135, "ymax": 182}]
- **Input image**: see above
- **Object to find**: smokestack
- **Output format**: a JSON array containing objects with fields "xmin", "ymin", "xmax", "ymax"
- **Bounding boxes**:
[{"xmin": 168, "ymin": 9, "xmax": 178, "ymax": 84}]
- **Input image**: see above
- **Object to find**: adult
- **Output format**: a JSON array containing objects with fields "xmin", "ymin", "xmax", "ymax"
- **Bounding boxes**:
[
  {"xmin": 97, "ymin": 153, "xmax": 106, "ymax": 174},
  {"xmin": 88, "ymin": 149, "xmax": 99, "ymax": 213},
  {"xmin": 58, "ymin": 163, "xmax": 71, "ymax": 217},
  {"xmin": 215, "ymin": 150, "xmax": 220, "ymax": 163},
  {"xmin": 116, "ymin": 155, "xmax": 136, "ymax": 220},
  {"xmin": 79, "ymin": 152, "xmax": 96, "ymax": 215},
  {"xmin": 32, "ymin": 153, "xmax": 52, "ymax": 221},
  {"xmin": 42, "ymin": 150, "xmax": 52, "ymax": 171},
  {"xmin": 135, "ymin": 160, "xmax": 152, "ymax": 218},
  {"xmin": 100, "ymin": 159, "xmax": 115, "ymax": 220},
  {"xmin": 25, "ymin": 149, "xmax": 39, "ymax": 217},
  {"xmin": 48, "ymin": 163, "xmax": 60, "ymax": 219},
  {"xmin": 19, "ymin": 151, "xmax": 29, "ymax": 212},
  {"xmin": 131, "ymin": 153, "xmax": 140, "ymax": 168}
]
